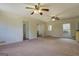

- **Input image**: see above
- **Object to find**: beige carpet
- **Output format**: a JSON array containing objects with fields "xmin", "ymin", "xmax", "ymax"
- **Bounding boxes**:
[{"xmin": 0, "ymin": 37, "xmax": 79, "ymax": 56}]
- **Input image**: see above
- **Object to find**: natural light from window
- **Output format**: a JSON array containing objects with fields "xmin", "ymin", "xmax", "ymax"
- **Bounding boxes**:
[{"xmin": 48, "ymin": 25, "xmax": 52, "ymax": 31}]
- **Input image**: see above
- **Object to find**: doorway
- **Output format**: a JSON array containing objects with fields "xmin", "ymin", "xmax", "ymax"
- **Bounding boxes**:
[
  {"xmin": 37, "ymin": 24, "xmax": 45, "ymax": 37},
  {"xmin": 23, "ymin": 23, "xmax": 26, "ymax": 40},
  {"xmin": 37, "ymin": 24, "xmax": 40, "ymax": 37}
]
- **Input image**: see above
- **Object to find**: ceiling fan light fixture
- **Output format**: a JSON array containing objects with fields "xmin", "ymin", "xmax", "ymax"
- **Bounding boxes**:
[
  {"xmin": 34, "ymin": 10, "xmax": 39, "ymax": 14},
  {"xmin": 38, "ymin": 10, "xmax": 42, "ymax": 13},
  {"xmin": 51, "ymin": 16, "xmax": 60, "ymax": 21},
  {"xmin": 34, "ymin": 10, "xmax": 41, "ymax": 14},
  {"xmin": 52, "ymin": 18, "xmax": 56, "ymax": 21},
  {"xmin": 25, "ymin": 3, "xmax": 49, "ymax": 15},
  {"xmin": 34, "ymin": 9, "xmax": 42, "ymax": 14}
]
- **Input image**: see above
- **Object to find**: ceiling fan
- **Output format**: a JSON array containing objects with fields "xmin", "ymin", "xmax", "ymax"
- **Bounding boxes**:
[
  {"xmin": 51, "ymin": 16, "xmax": 60, "ymax": 21},
  {"xmin": 25, "ymin": 3, "xmax": 49, "ymax": 15}
]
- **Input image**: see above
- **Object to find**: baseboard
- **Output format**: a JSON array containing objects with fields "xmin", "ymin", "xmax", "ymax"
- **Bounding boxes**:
[
  {"xmin": 0, "ymin": 41, "xmax": 6, "ymax": 45},
  {"xmin": 28, "ymin": 38, "xmax": 37, "ymax": 40},
  {"xmin": 0, "ymin": 41, "xmax": 5, "ymax": 43},
  {"xmin": 26, "ymin": 38, "xmax": 29, "ymax": 40}
]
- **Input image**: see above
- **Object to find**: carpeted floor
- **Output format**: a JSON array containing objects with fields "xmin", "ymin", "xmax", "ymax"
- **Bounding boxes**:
[{"xmin": 0, "ymin": 37, "xmax": 79, "ymax": 56}]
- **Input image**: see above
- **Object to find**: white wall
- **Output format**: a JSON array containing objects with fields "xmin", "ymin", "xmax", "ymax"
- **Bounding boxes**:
[
  {"xmin": 46, "ymin": 17, "xmax": 79, "ymax": 38},
  {"xmin": 23, "ymin": 17, "xmax": 46, "ymax": 39},
  {"xmin": 0, "ymin": 9, "xmax": 46, "ymax": 45},
  {"xmin": 0, "ymin": 10, "xmax": 79, "ymax": 45},
  {"xmin": 0, "ymin": 11, "xmax": 23, "ymax": 44},
  {"xmin": 37, "ymin": 22, "xmax": 46, "ymax": 37}
]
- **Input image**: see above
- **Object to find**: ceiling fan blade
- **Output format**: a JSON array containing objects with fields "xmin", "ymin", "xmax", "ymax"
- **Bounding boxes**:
[
  {"xmin": 25, "ymin": 7, "xmax": 34, "ymax": 9},
  {"xmin": 40, "ymin": 12, "xmax": 43, "ymax": 15},
  {"xmin": 41, "ymin": 9, "xmax": 49, "ymax": 11},
  {"xmin": 31, "ymin": 11, "xmax": 34, "ymax": 15},
  {"xmin": 35, "ymin": 5, "xmax": 38, "ymax": 9},
  {"xmin": 51, "ymin": 16, "xmax": 55, "ymax": 19},
  {"xmin": 55, "ymin": 17, "xmax": 60, "ymax": 20},
  {"xmin": 51, "ymin": 16, "xmax": 60, "ymax": 20}
]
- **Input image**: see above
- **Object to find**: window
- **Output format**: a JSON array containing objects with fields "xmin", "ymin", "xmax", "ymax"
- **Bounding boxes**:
[
  {"xmin": 48, "ymin": 25, "xmax": 52, "ymax": 31},
  {"xmin": 63, "ymin": 23, "xmax": 71, "ymax": 38},
  {"xmin": 63, "ymin": 23, "xmax": 70, "ymax": 33}
]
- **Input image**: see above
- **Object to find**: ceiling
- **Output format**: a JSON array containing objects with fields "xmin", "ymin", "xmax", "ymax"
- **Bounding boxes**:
[{"xmin": 0, "ymin": 3, "xmax": 79, "ymax": 21}]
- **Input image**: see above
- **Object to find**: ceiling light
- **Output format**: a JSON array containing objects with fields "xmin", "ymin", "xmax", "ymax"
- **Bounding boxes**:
[
  {"xmin": 34, "ymin": 9, "xmax": 42, "ymax": 14},
  {"xmin": 38, "ymin": 10, "xmax": 41, "ymax": 13},
  {"xmin": 34, "ymin": 10, "xmax": 39, "ymax": 14},
  {"xmin": 52, "ymin": 18, "xmax": 56, "ymax": 21}
]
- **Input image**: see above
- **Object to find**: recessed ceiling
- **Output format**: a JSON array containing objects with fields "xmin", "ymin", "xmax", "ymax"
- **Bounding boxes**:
[{"xmin": 0, "ymin": 3, "xmax": 79, "ymax": 21}]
